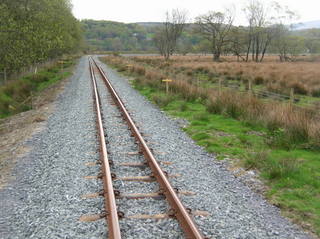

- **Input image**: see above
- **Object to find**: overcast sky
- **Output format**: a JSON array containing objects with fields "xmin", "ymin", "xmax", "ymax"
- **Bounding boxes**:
[{"xmin": 71, "ymin": 0, "xmax": 319, "ymax": 25}]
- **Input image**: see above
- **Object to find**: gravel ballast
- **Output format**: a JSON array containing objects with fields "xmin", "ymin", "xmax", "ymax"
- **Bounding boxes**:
[{"xmin": 0, "ymin": 55, "xmax": 312, "ymax": 239}]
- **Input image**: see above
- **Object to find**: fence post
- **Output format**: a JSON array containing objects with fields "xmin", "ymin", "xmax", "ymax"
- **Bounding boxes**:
[
  {"xmin": 290, "ymin": 88, "xmax": 294, "ymax": 105},
  {"xmin": 4, "ymin": 68, "xmax": 7, "ymax": 83},
  {"xmin": 218, "ymin": 78, "xmax": 222, "ymax": 97},
  {"xmin": 30, "ymin": 91, "xmax": 33, "ymax": 109},
  {"xmin": 248, "ymin": 79, "xmax": 253, "ymax": 98}
]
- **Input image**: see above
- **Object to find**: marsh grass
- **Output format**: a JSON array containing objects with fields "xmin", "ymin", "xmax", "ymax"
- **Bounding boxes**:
[{"xmin": 133, "ymin": 55, "xmax": 320, "ymax": 97}]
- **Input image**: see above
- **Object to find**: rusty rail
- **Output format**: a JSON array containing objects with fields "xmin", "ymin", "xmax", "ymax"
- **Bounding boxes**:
[
  {"xmin": 91, "ymin": 57, "xmax": 204, "ymax": 239},
  {"xmin": 89, "ymin": 59, "xmax": 122, "ymax": 239}
]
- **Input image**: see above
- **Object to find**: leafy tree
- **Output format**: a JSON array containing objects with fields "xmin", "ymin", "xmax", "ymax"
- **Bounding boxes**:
[{"xmin": 0, "ymin": 0, "xmax": 82, "ymax": 81}]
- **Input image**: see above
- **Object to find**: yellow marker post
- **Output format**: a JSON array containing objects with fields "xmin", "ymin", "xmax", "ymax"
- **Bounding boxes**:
[
  {"xmin": 162, "ymin": 79, "xmax": 172, "ymax": 94},
  {"xmin": 58, "ymin": 61, "xmax": 64, "ymax": 70}
]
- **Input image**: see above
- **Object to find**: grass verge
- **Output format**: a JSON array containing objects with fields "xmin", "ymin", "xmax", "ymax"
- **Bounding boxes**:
[{"xmin": 0, "ymin": 57, "xmax": 77, "ymax": 118}]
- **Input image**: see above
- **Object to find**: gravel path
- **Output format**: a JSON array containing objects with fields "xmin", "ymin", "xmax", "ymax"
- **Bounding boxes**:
[{"xmin": 0, "ymin": 55, "xmax": 312, "ymax": 239}]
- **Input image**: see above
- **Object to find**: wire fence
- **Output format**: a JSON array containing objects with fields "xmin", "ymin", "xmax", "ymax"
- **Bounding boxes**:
[{"xmin": 217, "ymin": 80, "xmax": 318, "ymax": 110}]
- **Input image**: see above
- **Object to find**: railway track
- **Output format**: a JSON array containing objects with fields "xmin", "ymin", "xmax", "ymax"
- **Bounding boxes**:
[{"xmin": 83, "ymin": 57, "xmax": 206, "ymax": 238}]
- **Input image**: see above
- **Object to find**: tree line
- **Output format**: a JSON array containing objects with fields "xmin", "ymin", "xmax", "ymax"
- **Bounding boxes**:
[
  {"xmin": 0, "ymin": 0, "xmax": 82, "ymax": 79},
  {"xmin": 82, "ymin": 20, "xmax": 155, "ymax": 52},
  {"xmin": 152, "ymin": 0, "xmax": 320, "ymax": 61}
]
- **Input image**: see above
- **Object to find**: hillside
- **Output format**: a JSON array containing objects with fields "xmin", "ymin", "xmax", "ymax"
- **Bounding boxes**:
[
  {"xmin": 81, "ymin": 20, "xmax": 156, "ymax": 52},
  {"xmin": 293, "ymin": 20, "xmax": 320, "ymax": 30}
]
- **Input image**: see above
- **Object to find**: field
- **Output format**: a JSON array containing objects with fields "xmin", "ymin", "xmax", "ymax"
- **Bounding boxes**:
[
  {"xmin": 133, "ymin": 55, "xmax": 320, "ymax": 104},
  {"xmin": 101, "ymin": 55, "xmax": 320, "ymax": 237}
]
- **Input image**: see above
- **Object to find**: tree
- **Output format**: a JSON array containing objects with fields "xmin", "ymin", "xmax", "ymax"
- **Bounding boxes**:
[
  {"xmin": 195, "ymin": 10, "xmax": 234, "ymax": 61},
  {"xmin": 153, "ymin": 9, "xmax": 187, "ymax": 60},
  {"xmin": 243, "ymin": 0, "xmax": 275, "ymax": 62},
  {"xmin": 242, "ymin": 0, "xmax": 297, "ymax": 62},
  {"xmin": 272, "ymin": 25, "xmax": 305, "ymax": 61},
  {"xmin": 227, "ymin": 26, "xmax": 248, "ymax": 61},
  {"xmin": 0, "ymin": 0, "xmax": 82, "ymax": 81},
  {"xmin": 304, "ymin": 29, "xmax": 320, "ymax": 54}
]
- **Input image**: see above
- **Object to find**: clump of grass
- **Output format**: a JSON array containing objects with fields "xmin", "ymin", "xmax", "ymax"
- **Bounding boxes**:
[
  {"xmin": 193, "ymin": 113, "xmax": 210, "ymax": 122},
  {"xmin": 266, "ymin": 157, "xmax": 300, "ymax": 180},
  {"xmin": 244, "ymin": 151, "xmax": 300, "ymax": 181},
  {"xmin": 206, "ymin": 97, "xmax": 223, "ymax": 114},
  {"xmin": 152, "ymin": 94, "xmax": 175, "ymax": 107},
  {"xmin": 244, "ymin": 150, "xmax": 270, "ymax": 170},
  {"xmin": 179, "ymin": 102, "xmax": 188, "ymax": 111}
]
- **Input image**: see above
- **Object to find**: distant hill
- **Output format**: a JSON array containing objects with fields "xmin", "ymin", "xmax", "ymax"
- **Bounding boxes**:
[
  {"xmin": 81, "ymin": 20, "xmax": 157, "ymax": 52},
  {"xmin": 293, "ymin": 20, "xmax": 320, "ymax": 30},
  {"xmin": 135, "ymin": 22, "xmax": 163, "ymax": 28}
]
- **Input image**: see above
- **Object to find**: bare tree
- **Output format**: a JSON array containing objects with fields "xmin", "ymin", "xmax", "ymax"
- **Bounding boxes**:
[
  {"xmin": 227, "ymin": 26, "xmax": 248, "ymax": 61},
  {"xmin": 195, "ymin": 10, "xmax": 234, "ymax": 61},
  {"xmin": 242, "ymin": 0, "xmax": 291, "ymax": 62},
  {"xmin": 271, "ymin": 3, "xmax": 301, "ymax": 61},
  {"xmin": 153, "ymin": 9, "xmax": 187, "ymax": 60}
]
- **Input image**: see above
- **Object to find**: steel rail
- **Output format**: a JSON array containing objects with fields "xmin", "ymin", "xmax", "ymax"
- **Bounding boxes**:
[
  {"xmin": 89, "ymin": 59, "xmax": 122, "ymax": 239},
  {"xmin": 91, "ymin": 58, "xmax": 204, "ymax": 239}
]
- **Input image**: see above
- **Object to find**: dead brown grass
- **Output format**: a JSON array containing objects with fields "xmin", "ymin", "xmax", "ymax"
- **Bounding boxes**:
[{"xmin": 131, "ymin": 55, "xmax": 320, "ymax": 96}]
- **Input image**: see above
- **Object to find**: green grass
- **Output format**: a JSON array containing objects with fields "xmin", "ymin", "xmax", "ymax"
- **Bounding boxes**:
[
  {"xmin": 0, "ymin": 59, "xmax": 75, "ymax": 118},
  {"xmin": 134, "ymin": 83, "xmax": 320, "ymax": 236}
]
